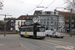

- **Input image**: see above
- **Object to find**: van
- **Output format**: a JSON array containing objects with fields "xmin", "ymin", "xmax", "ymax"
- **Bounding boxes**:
[{"xmin": 45, "ymin": 30, "xmax": 53, "ymax": 37}]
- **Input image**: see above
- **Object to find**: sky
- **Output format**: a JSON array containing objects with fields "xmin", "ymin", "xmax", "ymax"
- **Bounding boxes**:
[{"xmin": 0, "ymin": 0, "xmax": 67, "ymax": 20}]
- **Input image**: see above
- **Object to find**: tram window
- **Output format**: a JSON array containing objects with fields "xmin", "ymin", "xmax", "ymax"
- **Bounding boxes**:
[
  {"xmin": 21, "ymin": 27, "xmax": 33, "ymax": 32},
  {"xmin": 29, "ymin": 28, "xmax": 33, "ymax": 31},
  {"xmin": 37, "ymin": 27, "xmax": 45, "ymax": 32},
  {"xmin": 21, "ymin": 28, "xmax": 27, "ymax": 31}
]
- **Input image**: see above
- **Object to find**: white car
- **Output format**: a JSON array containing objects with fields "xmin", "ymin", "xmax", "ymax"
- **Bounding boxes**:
[
  {"xmin": 45, "ymin": 30, "xmax": 53, "ymax": 37},
  {"xmin": 51, "ymin": 32, "xmax": 64, "ymax": 38}
]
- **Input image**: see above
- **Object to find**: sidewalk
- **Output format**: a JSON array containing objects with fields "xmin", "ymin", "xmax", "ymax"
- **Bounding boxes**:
[
  {"xmin": 64, "ymin": 34, "xmax": 75, "ymax": 38},
  {"xmin": 0, "ymin": 35, "xmax": 30, "ymax": 50}
]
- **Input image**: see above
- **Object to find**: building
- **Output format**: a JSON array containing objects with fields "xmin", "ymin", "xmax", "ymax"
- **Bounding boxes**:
[
  {"xmin": 34, "ymin": 10, "xmax": 59, "ymax": 31},
  {"xmin": 0, "ymin": 21, "xmax": 5, "ymax": 31},
  {"xmin": 15, "ymin": 19, "xmax": 25, "ymax": 31},
  {"xmin": 17, "ymin": 14, "xmax": 33, "ymax": 24},
  {"xmin": 15, "ymin": 14, "xmax": 33, "ymax": 31},
  {"xmin": 58, "ymin": 12, "xmax": 65, "ymax": 32},
  {"xmin": 59, "ymin": 11, "xmax": 75, "ymax": 33},
  {"xmin": 4, "ymin": 18, "xmax": 16, "ymax": 31}
]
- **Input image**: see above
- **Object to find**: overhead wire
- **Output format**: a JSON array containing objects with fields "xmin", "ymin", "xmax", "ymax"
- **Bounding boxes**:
[
  {"xmin": 68, "ymin": 0, "xmax": 75, "ymax": 8},
  {"xmin": 37, "ymin": 0, "xmax": 43, "ymax": 6},
  {"xmin": 26, "ymin": 0, "xmax": 43, "ymax": 14},
  {"xmin": 15, "ymin": 0, "xmax": 37, "ymax": 6},
  {"xmin": 55, "ymin": 2, "xmax": 68, "ymax": 10},
  {"xmin": 42, "ymin": 0, "xmax": 55, "ymax": 10}
]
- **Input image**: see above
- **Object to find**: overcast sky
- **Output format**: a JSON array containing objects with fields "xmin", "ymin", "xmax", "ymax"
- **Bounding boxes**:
[{"xmin": 0, "ymin": 0, "xmax": 67, "ymax": 20}]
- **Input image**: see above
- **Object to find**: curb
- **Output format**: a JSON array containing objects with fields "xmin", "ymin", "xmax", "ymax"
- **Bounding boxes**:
[{"xmin": 64, "ymin": 35, "xmax": 75, "ymax": 38}]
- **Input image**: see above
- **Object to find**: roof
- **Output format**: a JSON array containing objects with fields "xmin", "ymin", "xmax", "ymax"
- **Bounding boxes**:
[
  {"xmin": 4, "ymin": 18, "xmax": 16, "ymax": 20},
  {"xmin": 60, "ymin": 11, "xmax": 70, "ymax": 14},
  {"xmin": 33, "ymin": 10, "xmax": 42, "ymax": 15},
  {"xmin": 17, "ymin": 14, "xmax": 33, "ymax": 19}
]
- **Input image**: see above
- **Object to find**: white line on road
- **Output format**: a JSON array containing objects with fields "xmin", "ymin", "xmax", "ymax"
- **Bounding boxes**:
[
  {"xmin": 19, "ymin": 43, "xmax": 30, "ymax": 50},
  {"xmin": 0, "ymin": 44, "xmax": 4, "ymax": 46}
]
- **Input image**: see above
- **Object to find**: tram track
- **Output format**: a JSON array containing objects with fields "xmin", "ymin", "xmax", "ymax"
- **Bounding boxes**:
[
  {"xmin": 7, "ymin": 36, "xmax": 75, "ymax": 50},
  {"xmin": 34, "ymin": 39, "xmax": 75, "ymax": 50},
  {"xmin": 1, "ymin": 35, "xmax": 75, "ymax": 50},
  {"xmin": 19, "ymin": 38, "xmax": 53, "ymax": 50}
]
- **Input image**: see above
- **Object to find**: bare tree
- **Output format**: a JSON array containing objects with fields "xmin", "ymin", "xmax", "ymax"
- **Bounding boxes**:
[
  {"xmin": 0, "ymin": 0, "xmax": 3, "ymax": 10},
  {"xmin": 65, "ymin": 0, "xmax": 75, "ymax": 13},
  {"xmin": 64, "ymin": 0, "xmax": 75, "ymax": 9}
]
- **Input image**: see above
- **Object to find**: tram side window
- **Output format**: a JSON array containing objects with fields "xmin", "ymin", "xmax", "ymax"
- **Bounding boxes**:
[
  {"xmin": 21, "ymin": 28, "xmax": 27, "ymax": 31},
  {"xmin": 26, "ymin": 28, "xmax": 33, "ymax": 32},
  {"xmin": 21, "ymin": 27, "xmax": 33, "ymax": 32}
]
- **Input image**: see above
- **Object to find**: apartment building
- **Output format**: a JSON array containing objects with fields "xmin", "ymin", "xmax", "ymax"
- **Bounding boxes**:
[{"xmin": 34, "ymin": 10, "xmax": 59, "ymax": 31}]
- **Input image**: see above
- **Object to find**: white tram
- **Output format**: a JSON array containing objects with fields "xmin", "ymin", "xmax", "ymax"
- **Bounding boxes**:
[{"xmin": 19, "ymin": 23, "xmax": 46, "ymax": 39}]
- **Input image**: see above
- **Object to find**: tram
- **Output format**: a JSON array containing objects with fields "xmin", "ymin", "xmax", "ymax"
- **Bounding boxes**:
[{"xmin": 19, "ymin": 23, "xmax": 46, "ymax": 39}]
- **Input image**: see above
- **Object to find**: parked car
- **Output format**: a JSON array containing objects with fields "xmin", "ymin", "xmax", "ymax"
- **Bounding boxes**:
[
  {"xmin": 50, "ymin": 32, "xmax": 64, "ymax": 38},
  {"xmin": 45, "ymin": 30, "xmax": 53, "ymax": 37}
]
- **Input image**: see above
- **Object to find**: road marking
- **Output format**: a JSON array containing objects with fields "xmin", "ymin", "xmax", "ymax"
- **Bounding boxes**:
[
  {"xmin": 34, "ymin": 40, "xmax": 75, "ymax": 50},
  {"xmin": 0, "ymin": 44, "xmax": 4, "ymax": 46},
  {"xmin": 19, "ymin": 43, "xmax": 30, "ymax": 50}
]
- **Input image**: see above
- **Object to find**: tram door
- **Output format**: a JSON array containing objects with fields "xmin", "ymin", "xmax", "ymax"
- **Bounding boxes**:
[{"xmin": 33, "ymin": 24, "xmax": 37, "ymax": 38}]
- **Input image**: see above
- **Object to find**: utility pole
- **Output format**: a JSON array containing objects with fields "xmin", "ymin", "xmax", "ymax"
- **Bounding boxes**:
[
  {"xmin": 70, "ymin": 9, "xmax": 72, "ymax": 37},
  {"xmin": 0, "ymin": 14, "xmax": 12, "ymax": 36},
  {"xmin": 4, "ymin": 14, "xmax": 6, "ymax": 36}
]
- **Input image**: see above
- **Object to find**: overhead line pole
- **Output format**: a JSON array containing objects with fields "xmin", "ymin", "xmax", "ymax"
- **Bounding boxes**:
[
  {"xmin": 0, "ymin": 14, "xmax": 12, "ymax": 36},
  {"xmin": 70, "ymin": 9, "xmax": 72, "ymax": 37}
]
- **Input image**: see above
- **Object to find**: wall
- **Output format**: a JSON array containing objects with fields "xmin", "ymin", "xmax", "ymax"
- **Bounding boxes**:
[{"xmin": 15, "ymin": 20, "xmax": 25, "ymax": 31}]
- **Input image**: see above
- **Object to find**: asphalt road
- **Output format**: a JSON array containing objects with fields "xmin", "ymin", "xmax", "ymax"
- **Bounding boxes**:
[{"xmin": 0, "ymin": 34, "xmax": 75, "ymax": 50}]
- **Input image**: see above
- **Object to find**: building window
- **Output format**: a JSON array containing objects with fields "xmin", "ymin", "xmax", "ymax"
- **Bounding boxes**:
[
  {"xmin": 43, "ymin": 17, "xmax": 45, "ymax": 20},
  {"xmin": 72, "ymin": 24, "xmax": 74, "ymax": 27},
  {"xmin": 11, "ymin": 23, "xmax": 12, "ymax": 26},
  {"xmin": 27, "ymin": 17, "xmax": 29, "ymax": 19},
  {"xmin": 66, "ymin": 19, "xmax": 69, "ymax": 22},
  {"xmin": 57, "ymin": 22, "xmax": 58, "ymax": 26},
  {"xmin": 11, "ymin": 23, "xmax": 14, "ymax": 26},
  {"xmin": 71, "ymin": 19, "xmax": 74, "ymax": 22},
  {"xmin": 21, "ymin": 22, "xmax": 22, "ymax": 25},
  {"xmin": 40, "ymin": 12, "xmax": 42, "ymax": 14},
  {"xmin": 13, "ymin": 23, "xmax": 14, "ymax": 26},
  {"xmin": 47, "ymin": 17, "xmax": 49, "ymax": 20},
  {"xmin": 54, "ymin": 12, "xmax": 56, "ymax": 14},
  {"xmin": 51, "ymin": 22, "xmax": 53, "ymax": 25},
  {"xmin": 11, "ymin": 20, "xmax": 14, "ymax": 22},
  {"xmin": 51, "ymin": 17, "xmax": 53, "ymax": 20},
  {"xmin": 44, "ymin": 22, "xmax": 45, "ymax": 24},
  {"xmin": 24, "ymin": 22, "xmax": 25, "ymax": 25},
  {"xmin": 18, "ymin": 22, "xmax": 19, "ymax": 25},
  {"xmin": 41, "ymin": 22, "xmax": 42, "ymax": 24},
  {"xmin": 51, "ymin": 22, "xmax": 53, "ymax": 23},
  {"xmin": 45, "ymin": 12, "xmax": 51, "ymax": 14},
  {"xmin": 55, "ymin": 22, "xmax": 56, "ymax": 26},
  {"xmin": 66, "ymin": 24, "xmax": 69, "ymax": 27},
  {"xmin": 47, "ymin": 22, "xmax": 49, "ymax": 25}
]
